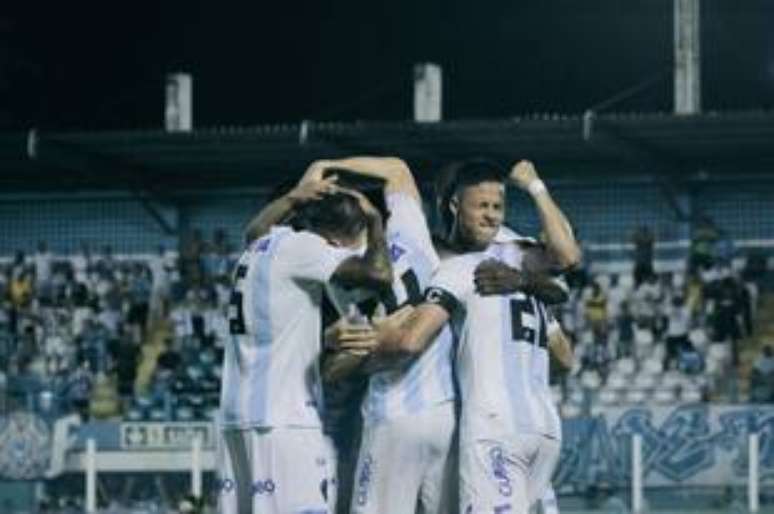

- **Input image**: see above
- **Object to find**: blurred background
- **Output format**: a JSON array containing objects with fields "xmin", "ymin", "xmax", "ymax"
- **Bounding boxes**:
[{"xmin": 1, "ymin": 1, "xmax": 774, "ymax": 513}]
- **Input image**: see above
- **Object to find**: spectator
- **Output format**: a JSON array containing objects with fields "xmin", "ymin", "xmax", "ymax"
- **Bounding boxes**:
[
  {"xmin": 632, "ymin": 225, "xmax": 655, "ymax": 287},
  {"xmin": 690, "ymin": 216, "xmax": 719, "ymax": 271},
  {"xmin": 632, "ymin": 274, "xmax": 661, "ymax": 330},
  {"xmin": 677, "ymin": 342, "xmax": 704, "ymax": 375},
  {"xmin": 126, "ymin": 264, "xmax": 151, "ymax": 343},
  {"xmin": 111, "ymin": 335, "xmax": 139, "ymax": 398},
  {"xmin": 750, "ymin": 346, "xmax": 774, "ymax": 403},
  {"xmin": 582, "ymin": 328, "xmax": 612, "ymax": 383},
  {"xmin": 616, "ymin": 301, "xmax": 635, "ymax": 358},
  {"xmin": 33, "ymin": 241, "xmax": 53, "ymax": 291},
  {"xmin": 712, "ymin": 276, "xmax": 744, "ymax": 365},
  {"xmin": 584, "ymin": 281, "xmax": 608, "ymax": 335},
  {"xmin": 664, "ymin": 296, "xmax": 692, "ymax": 370}
]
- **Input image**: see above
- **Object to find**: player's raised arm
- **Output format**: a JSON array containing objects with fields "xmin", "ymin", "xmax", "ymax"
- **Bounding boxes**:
[
  {"xmin": 243, "ymin": 161, "xmax": 338, "ymax": 244},
  {"xmin": 323, "ymin": 156, "xmax": 421, "ymax": 201},
  {"xmin": 509, "ymin": 160, "xmax": 582, "ymax": 270},
  {"xmin": 330, "ymin": 189, "xmax": 393, "ymax": 291},
  {"xmin": 473, "ymin": 257, "xmax": 569, "ymax": 305}
]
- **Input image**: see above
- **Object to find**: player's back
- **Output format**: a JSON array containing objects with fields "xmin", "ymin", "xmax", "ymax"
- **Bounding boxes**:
[{"xmin": 220, "ymin": 225, "xmax": 352, "ymax": 430}]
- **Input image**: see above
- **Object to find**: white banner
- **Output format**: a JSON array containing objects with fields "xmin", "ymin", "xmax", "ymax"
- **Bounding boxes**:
[{"xmin": 120, "ymin": 422, "xmax": 214, "ymax": 450}]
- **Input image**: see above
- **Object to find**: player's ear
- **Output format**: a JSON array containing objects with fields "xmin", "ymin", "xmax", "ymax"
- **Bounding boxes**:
[{"xmin": 449, "ymin": 194, "xmax": 459, "ymax": 217}]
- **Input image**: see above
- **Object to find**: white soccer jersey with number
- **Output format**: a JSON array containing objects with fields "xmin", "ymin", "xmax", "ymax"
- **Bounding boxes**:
[
  {"xmin": 219, "ymin": 225, "xmax": 354, "ymax": 429},
  {"xmin": 427, "ymin": 243, "xmax": 561, "ymax": 439},
  {"xmin": 326, "ymin": 193, "xmax": 455, "ymax": 424}
]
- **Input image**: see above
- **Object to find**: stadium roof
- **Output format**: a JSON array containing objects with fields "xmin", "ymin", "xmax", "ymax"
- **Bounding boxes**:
[{"xmin": 1, "ymin": 110, "xmax": 774, "ymax": 193}]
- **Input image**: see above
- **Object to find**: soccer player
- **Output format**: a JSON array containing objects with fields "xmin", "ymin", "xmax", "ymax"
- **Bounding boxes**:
[
  {"xmin": 314, "ymin": 157, "xmax": 458, "ymax": 514},
  {"xmin": 217, "ymin": 186, "xmax": 392, "ymax": 514},
  {"xmin": 372, "ymin": 160, "xmax": 579, "ymax": 514}
]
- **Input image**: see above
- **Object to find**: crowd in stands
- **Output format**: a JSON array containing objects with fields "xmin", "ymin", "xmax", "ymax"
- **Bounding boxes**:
[
  {"xmin": 553, "ymin": 219, "xmax": 768, "ymax": 413},
  {"xmin": 0, "ymin": 230, "xmax": 234, "ymax": 422},
  {"xmin": 0, "ymin": 219, "xmax": 771, "ymax": 422}
]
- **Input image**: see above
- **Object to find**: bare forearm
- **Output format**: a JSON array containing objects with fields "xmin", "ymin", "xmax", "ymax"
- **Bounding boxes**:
[
  {"xmin": 532, "ymin": 192, "xmax": 581, "ymax": 270},
  {"xmin": 329, "ymin": 157, "xmax": 419, "ymax": 198},
  {"xmin": 549, "ymin": 330, "xmax": 574, "ymax": 371},
  {"xmin": 243, "ymin": 196, "xmax": 295, "ymax": 244}
]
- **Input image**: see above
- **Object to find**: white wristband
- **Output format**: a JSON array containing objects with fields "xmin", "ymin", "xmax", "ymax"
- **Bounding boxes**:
[{"xmin": 528, "ymin": 180, "xmax": 547, "ymax": 197}]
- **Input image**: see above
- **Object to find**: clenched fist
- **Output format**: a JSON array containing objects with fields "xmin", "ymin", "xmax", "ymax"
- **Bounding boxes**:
[{"xmin": 509, "ymin": 160, "xmax": 540, "ymax": 191}]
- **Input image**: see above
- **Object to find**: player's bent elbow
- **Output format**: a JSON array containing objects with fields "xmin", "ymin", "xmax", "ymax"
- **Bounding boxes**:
[{"xmin": 558, "ymin": 247, "xmax": 582, "ymax": 271}]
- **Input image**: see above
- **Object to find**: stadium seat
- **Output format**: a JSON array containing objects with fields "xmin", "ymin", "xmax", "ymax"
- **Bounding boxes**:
[
  {"xmin": 634, "ymin": 373, "xmax": 657, "ymax": 390},
  {"xmin": 568, "ymin": 389, "xmax": 585, "ymax": 406},
  {"xmin": 642, "ymin": 358, "xmax": 663, "ymax": 375},
  {"xmin": 580, "ymin": 371, "xmax": 602, "ymax": 390},
  {"xmin": 550, "ymin": 386, "xmax": 563, "ymax": 405},
  {"xmin": 708, "ymin": 344, "xmax": 730, "ymax": 363},
  {"xmin": 652, "ymin": 388, "xmax": 677, "ymax": 404},
  {"xmin": 619, "ymin": 274, "xmax": 634, "ymax": 291},
  {"xmin": 634, "ymin": 328, "xmax": 654, "ymax": 346},
  {"xmin": 606, "ymin": 372, "xmax": 628, "ymax": 390},
  {"xmin": 561, "ymin": 402, "xmax": 582, "ymax": 418},
  {"xmin": 689, "ymin": 328, "xmax": 708, "ymax": 348},
  {"xmin": 615, "ymin": 357, "xmax": 637, "ymax": 375},
  {"xmin": 598, "ymin": 388, "xmax": 619, "ymax": 405},
  {"xmin": 661, "ymin": 371, "xmax": 684, "ymax": 389},
  {"xmin": 624, "ymin": 389, "xmax": 647, "ymax": 404},
  {"xmin": 681, "ymin": 387, "xmax": 703, "ymax": 403}
]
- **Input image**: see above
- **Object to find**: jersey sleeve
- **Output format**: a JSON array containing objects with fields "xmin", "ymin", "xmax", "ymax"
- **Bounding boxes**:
[
  {"xmin": 424, "ymin": 256, "xmax": 475, "ymax": 316},
  {"xmin": 386, "ymin": 193, "xmax": 439, "ymax": 267},
  {"xmin": 278, "ymin": 230, "xmax": 354, "ymax": 283}
]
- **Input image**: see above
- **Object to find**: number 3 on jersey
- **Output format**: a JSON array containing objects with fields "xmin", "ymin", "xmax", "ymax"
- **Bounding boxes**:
[
  {"xmin": 509, "ymin": 296, "xmax": 547, "ymax": 347},
  {"xmin": 229, "ymin": 264, "xmax": 248, "ymax": 335}
]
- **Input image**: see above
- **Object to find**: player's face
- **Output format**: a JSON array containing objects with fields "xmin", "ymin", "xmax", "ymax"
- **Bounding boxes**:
[
  {"xmin": 327, "ymin": 228, "xmax": 367, "ymax": 249},
  {"xmin": 454, "ymin": 181, "xmax": 505, "ymax": 251}
]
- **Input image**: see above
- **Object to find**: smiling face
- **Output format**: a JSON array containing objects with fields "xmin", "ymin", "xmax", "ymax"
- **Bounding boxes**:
[{"xmin": 451, "ymin": 181, "xmax": 506, "ymax": 251}]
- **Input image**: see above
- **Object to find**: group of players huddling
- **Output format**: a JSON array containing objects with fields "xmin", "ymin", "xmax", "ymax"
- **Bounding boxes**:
[{"xmin": 217, "ymin": 157, "xmax": 581, "ymax": 514}]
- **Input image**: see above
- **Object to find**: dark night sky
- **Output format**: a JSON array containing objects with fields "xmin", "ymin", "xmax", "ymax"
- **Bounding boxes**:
[{"xmin": 1, "ymin": 0, "xmax": 772, "ymax": 131}]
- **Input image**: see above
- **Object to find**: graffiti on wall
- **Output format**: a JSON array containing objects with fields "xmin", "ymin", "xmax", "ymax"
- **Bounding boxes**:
[{"xmin": 556, "ymin": 404, "xmax": 774, "ymax": 490}]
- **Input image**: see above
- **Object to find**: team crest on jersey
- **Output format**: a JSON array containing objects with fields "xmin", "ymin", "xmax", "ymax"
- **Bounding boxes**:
[
  {"xmin": 256, "ymin": 237, "xmax": 271, "ymax": 252},
  {"xmin": 389, "ymin": 243, "xmax": 406, "ymax": 263}
]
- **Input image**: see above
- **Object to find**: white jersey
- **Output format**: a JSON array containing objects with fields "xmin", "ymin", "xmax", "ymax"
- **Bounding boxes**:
[
  {"xmin": 219, "ymin": 226, "xmax": 354, "ymax": 429},
  {"xmin": 427, "ymin": 243, "xmax": 561, "ymax": 439},
  {"xmin": 327, "ymin": 193, "xmax": 455, "ymax": 424}
]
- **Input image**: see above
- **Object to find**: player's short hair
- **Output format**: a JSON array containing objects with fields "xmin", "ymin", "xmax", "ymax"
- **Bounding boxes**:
[
  {"xmin": 323, "ymin": 167, "xmax": 390, "ymax": 222},
  {"xmin": 294, "ymin": 192, "xmax": 367, "ymax": 241},
  {"xmin": 437, "ymin": 158, "xmax": 507, "ymax": 234}
]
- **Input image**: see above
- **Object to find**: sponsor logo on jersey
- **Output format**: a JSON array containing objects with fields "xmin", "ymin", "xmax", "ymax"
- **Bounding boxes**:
[
  {"xmin": 355, "ymin": 453, "xmax": 374, "ymax": 506},
  {"xmin": 389, "ymin": 243, "xmax": 406, "ymax": 263}
]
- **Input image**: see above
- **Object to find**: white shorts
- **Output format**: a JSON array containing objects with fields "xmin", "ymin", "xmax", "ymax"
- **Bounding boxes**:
[
  {"xmin": 351, "ymin": 401, "xmax": 457, "ymax": 514},
  {"xmin": 217, "ymin": 427, "xmax": 335, "ymax": 514},
  {"xmin": 460, "ymin": 432, "xmax": 560, "ymax": 514}
]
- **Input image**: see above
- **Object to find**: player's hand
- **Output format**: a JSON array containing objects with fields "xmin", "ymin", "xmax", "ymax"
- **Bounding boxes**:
[
  {"xmin": 287, "ymin": 175, "xmax": 338, "ymax": 206},
  {"xmin": 509, "ymin": 160, "xmax": 540, "ymax": 191},
  {"xmin": 338, "ymin": 186, "xmax": 382, "ymax": 222},
  {"xmin": 371, "ymin": 304, "xmax": 414, "ymax": 350},
  {"xmin": 324, "ymin": 318, "xmax": 379, "ymax": 353},
  {"xmin": 474, "ymin": 259, "xmax": 525, "ymax": 296},
  {"xmin": 300, "ymin": 160, "xmax": 336, "ymax": 183}
]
